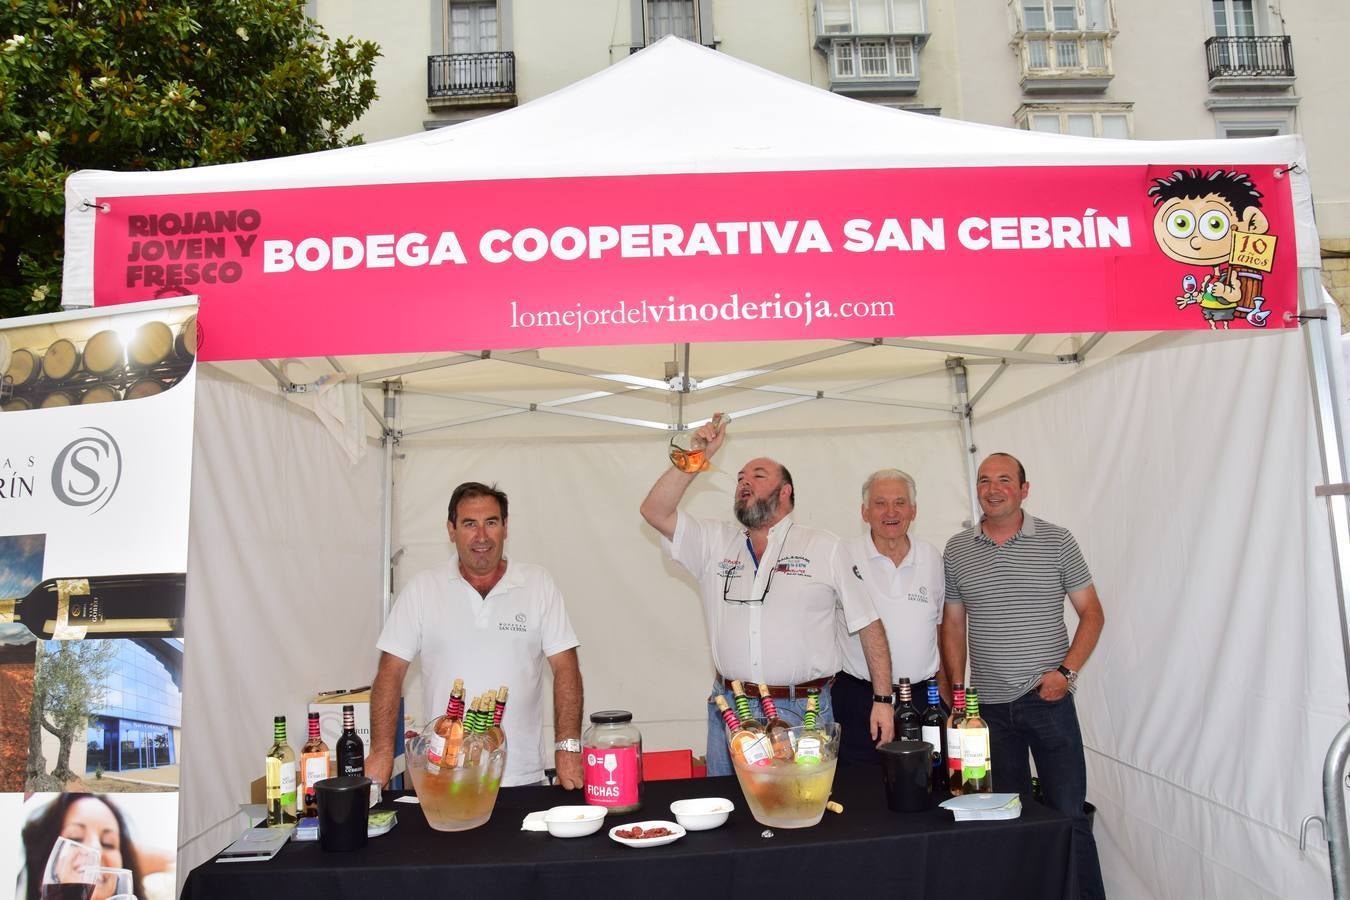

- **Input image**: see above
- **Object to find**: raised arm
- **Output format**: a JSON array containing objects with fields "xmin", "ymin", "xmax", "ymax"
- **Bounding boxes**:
[
  {"xmin": 638, "ymin": 414, "xmax": 726, "ymax": 540},
  {"xmin": 548, "ymin": 647, "xmax": 584, "ymax": 789},
  {"xmin": 367, "ymin": 651, "xmax": 410, "ymax": 788}
]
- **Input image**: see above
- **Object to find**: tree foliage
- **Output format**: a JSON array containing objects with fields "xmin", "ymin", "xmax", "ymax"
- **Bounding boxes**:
[{"xmin": 0, "ymin": 0, "xmax": 380, "ymax": 316}]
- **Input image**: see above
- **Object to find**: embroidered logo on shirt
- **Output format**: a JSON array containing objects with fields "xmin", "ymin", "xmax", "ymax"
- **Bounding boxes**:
[
  {"xmin": 908, "ymin": 585, "xmax": 929, "ymax": 604},
  {"xmin": 775, "ymin": 555, "xmax": 810, "ymax": 577},
  {"xmin": 852, "ymin": 565, "xmax": 863, "ymax": 581},
  {"xmin": 718, "ymin": 558, "xmax": 745, "ymax": 579},
  {"xmin": 499, "ymin": 613, "xmax": 527, "ymax": 632}
]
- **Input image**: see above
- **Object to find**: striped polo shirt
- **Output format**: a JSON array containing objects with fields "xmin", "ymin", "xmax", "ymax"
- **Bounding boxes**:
[{"xmin": 943, "ymin": 514, "xmax": 1092, "ymax": 704}]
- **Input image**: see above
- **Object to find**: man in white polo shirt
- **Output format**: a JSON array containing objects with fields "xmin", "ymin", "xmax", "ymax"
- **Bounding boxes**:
[
  {"xmin": 640, "ymin": 415, "xmax": 894, "ymax": 777},
  {"xmin": 367, "ymin": 482, "xmax": 584, "ymax": 789},
  {"xmin": 834, "ymin": 468, "xmax": 947, "ymax": 765}
]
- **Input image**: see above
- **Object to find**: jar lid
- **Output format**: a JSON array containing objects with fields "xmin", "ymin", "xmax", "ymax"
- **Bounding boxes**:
[{"xmin": 589, "ymin": 709, "xmax": 633, "ymax": 724}]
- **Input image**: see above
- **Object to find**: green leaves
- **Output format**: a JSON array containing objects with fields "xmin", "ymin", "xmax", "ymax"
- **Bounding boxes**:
[{"xmin": 0, "ymin": 0, "xmax": 379, "ymax": 316}]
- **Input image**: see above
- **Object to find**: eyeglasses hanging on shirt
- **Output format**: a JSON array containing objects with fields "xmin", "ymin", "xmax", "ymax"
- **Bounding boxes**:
[{"xmin": 722, "ymin": 524, "xmax": 793, "ymax": 605}]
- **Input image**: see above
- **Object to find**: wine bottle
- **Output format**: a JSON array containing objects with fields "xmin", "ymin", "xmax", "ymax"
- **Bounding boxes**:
[
  {"xmin": 960, "ymin": 690, "xmax": 992, "ymax": 794},
  {"xmin": 947, "ymin": 683, "xmax": 967, "ymax": 796},
  {"xmin": 795, "ymin": 688, "xmax": 825, "ymax": 766},
  {"xmin": 487, "ymin": 685, "xmax": 508, "ymax": 750},
  {"xmin": 921, "ymin": 682, "xmax": 948, "ymax": 794},
  {"xmin": 265, "ymin": 715, "xmax": 297, "ymax": 827},
  {"xmin": 729, "ymin": 680, "xmax": 763, "ymax": 730},
  {"xmin": 756, "ymin": 682, "xmax": 795, "ymax": 762},
  {"xmin": 425, "ymin": 677, "xmax": 466, "ymax": 771},
  {"xmin": 336, "ymin": 703, "xmax": 365, "ymax": 778},
  {"xmin": 0, "ymin": 573, "xmax": 185, "ymax": 640},
  {"xmin": 893, "ymin": 677, "xmax": 922, "ymax": 742},
  {"xmin": 714, "ymin": 695, "xmax": 773, "ymax": 767},
  {"xmin": 299, "ymin": 712, "xmax": 331, "ymax": 818}
]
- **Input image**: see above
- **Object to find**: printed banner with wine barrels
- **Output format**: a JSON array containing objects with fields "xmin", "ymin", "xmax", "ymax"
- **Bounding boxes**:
[{"xmin": 0, "ymin": 299, "xmax": 197, "ymax": 900}]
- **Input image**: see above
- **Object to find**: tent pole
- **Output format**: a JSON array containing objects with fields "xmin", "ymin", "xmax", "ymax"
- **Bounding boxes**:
[
  {"xmin": 947, "ymin": 358, "xmax": 981, "ymax": 526},
  {"xmin": 380, "ymin": 381, "xmax": 401, "ymax": 623}
]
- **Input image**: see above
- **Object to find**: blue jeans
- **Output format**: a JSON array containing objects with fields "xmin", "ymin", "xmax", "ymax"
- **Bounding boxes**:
[
  {"xmin": 981, "ymin": 690, "xmax": 1105, "ymax": 900},
  {"xmin": 705, "ymin": 679, "xmax": 835, "ymax": 777}
]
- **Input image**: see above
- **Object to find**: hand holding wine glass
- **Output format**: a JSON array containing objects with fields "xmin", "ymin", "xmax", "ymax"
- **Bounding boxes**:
[{"xmin": 41, "ymin": 836, "xmax": 99, "ymax": 899}]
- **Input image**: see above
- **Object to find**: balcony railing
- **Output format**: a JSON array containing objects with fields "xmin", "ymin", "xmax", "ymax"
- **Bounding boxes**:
[
  {"xmin": 1205, "ymin": 36, "xmax": 1293, "ymax": 79},
  {"xmin": 428, "ymin": 51, "xmax": 516, "ymax": 100}
]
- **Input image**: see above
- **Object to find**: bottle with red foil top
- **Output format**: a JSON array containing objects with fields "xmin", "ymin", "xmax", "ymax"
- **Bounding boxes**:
[
  {"xmin": 583, "ymin": 710, "xmax": 643, "ymax": 813},
  {"xmin": 756, "ymin": 683, "xmax": 795, "ymax": 762}
]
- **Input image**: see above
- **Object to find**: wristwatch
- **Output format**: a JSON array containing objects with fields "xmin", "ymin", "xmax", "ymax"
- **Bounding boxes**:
[
  {"xmin": 554, "ymin": 738, "xmax": 581, "ymax": 753},
  {"xmin": 872, "ymin": 693, "xmax": 895, "ymax": 705},
  {"xmin": 1056, "ymin": 664, "xmax": 1078, "ymax": 686}
]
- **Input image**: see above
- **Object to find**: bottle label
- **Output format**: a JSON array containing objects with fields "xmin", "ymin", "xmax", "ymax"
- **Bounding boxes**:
[
  {"xmin": 946, "ymin": 727, "xmax": 962, "ymax": 769},
  {"xmin": 737, "ymin": 732, "xmax": 774, "ymax": 766},
  {"xmin": 303, "ymin": 754, "xmax": 329, "ymax": 796},
  {"xmin": 962, "ymin": 729, "xmax": 989, "ymax": 772},
  {"xmin": 795, "ymin": 734, "xmax": 822, "ymax": 764},
  {"xmin": 921, "ymin": 725, "xmax": 941, "ymax": 761},
  {"xmin": 426, "ymin": 731, "xmax": 448, "ymax": 767},
  {"xmin": 583, "ymin": 745, "xmax": 640, "ymax": 807},
  {"xmin": 279, "ymin": 760, "xmax": 296, "ymax": 804}
]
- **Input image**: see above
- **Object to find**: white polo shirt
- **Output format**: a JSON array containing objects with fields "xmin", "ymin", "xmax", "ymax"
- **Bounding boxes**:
[
  {"xmin": 377, "ymin": 559, "xmax": 579, "ymax": 787},
  {"xmin": 666, "ymin": 512, "xmax": 877, "ymax": 686},
  {"xmin": 837, "ymin": 534, "xmax": 945, "ymax": 685}
]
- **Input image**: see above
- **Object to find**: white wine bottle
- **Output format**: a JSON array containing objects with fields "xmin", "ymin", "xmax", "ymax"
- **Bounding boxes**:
[
  {"xmin": 265, "ymin": 715, "xmax": 298, "ymax": 827},
  {"xmin": 960, "ymin": 690, "xmax": 993, "ymax": 794}
]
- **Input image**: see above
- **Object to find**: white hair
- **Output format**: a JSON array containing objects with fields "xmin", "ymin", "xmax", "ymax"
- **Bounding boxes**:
[{"xmin": 861, "ymin": 468, "xmax": 917, "ymax": 504}]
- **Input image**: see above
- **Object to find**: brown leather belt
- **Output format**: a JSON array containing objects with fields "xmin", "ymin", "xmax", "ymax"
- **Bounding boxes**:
[{"xmin": 720, "ymin": 675, "xmax": 834, "ymax": 700}]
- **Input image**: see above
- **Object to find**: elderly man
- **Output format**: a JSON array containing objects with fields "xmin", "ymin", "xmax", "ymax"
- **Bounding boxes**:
[
  {"xmin": 368, "ymin": 481, "xmax": 585, "ymax": 789},
  {"xmin": 640, "ymin": 415, "xmax": 894, "ymax": 776},
  {"xmin": 942, "ymin": 453, "xmax": 1105, "ymax": 900},
  {"xmin": 833, "ymin": 468, "xmax": 946, "ymax": 765}
]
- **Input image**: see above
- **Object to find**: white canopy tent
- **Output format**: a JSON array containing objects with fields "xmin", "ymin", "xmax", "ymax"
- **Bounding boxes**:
[{"xmin": 55, "ymin": 38, "xmax": 1350, "ymax": 899}]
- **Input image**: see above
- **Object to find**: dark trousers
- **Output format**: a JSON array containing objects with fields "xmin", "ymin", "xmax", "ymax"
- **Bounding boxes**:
[
  {"xmin": 982, "ymin": 690, "xmax": 1105, "ymax": 900},
  {"xmin": 832, "ymin": 671, "xmax": 942, "ymax": 766}
]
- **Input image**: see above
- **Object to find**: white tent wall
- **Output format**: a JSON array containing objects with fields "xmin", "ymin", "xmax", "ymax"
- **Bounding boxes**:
[
  {"xmin": 176, "ymin": 368, "xmax": 382, "ymax": 880},
  {"xmin": 974, "ymin": 329, "xmax": 1345, "ymax": 899}
]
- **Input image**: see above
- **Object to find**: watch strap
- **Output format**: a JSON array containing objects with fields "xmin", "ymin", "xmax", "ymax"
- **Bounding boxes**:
[
  {"xmin": 872, "ymin": 694, "xmax": 895, "ymax": 704},
  {"xmin": 554, "ymin": 738, "xmax": 581, "ymax": 753},
  {"xmin": 1056, "ymin": 664, "xmax": 1078, "ymax": 683}
]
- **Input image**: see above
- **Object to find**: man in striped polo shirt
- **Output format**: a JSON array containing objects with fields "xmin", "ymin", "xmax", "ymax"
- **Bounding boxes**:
[{"xmin": 941, "ymin": 452, "xmax": 1105, "ymax": 900}]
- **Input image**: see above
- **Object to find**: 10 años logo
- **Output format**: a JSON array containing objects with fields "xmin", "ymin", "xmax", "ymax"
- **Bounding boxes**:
[{"xmin": 50, "ymin": 427, "xmax": 123, "ymax": 514}]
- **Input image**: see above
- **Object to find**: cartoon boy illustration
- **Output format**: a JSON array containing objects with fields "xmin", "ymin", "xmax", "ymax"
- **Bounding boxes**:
[{"xmin": 1148, "ymin": 169, "xmax": 1273, "ymax": 329}]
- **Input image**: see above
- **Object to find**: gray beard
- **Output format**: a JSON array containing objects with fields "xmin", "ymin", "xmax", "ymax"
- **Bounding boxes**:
[{"xmin": 735, "ymin": 493, "xmax": 779, "ymax": 529}]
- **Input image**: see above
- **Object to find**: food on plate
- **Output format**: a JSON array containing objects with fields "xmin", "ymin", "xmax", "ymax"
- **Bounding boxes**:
[{"xmin": 614, "ymin": 825, "xmax": 674, "ymax": 839}]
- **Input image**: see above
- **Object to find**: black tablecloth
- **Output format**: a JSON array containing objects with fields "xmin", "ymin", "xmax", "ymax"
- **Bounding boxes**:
[{"xmin": 183, "ymin": 765, "xmax": 1079, "ymax": 900}]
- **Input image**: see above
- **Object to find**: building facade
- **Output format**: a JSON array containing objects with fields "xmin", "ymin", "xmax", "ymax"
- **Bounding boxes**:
[{"xmin": 307, "ymin": 0, "xmax": 1350, "ymax": 319}]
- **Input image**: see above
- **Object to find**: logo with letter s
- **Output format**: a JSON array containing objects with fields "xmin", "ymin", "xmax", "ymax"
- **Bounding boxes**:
[{"xmin": 51, "ymin": 427, "xmax": 123, "ymax": 514}]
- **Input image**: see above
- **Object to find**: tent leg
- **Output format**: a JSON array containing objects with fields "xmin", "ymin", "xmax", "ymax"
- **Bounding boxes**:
[
  {"xmin": 380, "ymin": 381, "xmax": 401, "ymax": 623},
  {"xmin": 1325, "ymin": 722, "xmax": 1350, "ymax": 900},
  {"xmin": 947, "ymin": 358, "xmax": 981, "ymax": 526}
]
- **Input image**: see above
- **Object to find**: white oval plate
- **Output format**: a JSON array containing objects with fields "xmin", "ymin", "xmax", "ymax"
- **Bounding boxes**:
[{"xmin": 608, "ymin": 820, "xmax": 686, "ymax": 848}]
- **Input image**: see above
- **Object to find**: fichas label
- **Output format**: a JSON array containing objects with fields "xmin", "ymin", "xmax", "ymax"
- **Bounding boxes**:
[
  {"xmin": 279, "ymin": 760, "xmax": 297, "ymax": 803},
  {"xmin": 583, "ymin": 745, "xmax": 640, "ymax": 807},
  {"xmin": 426, "ymin": 732, "xmax": 447, "ymax": 767},
  {"xmin": 962, "ymin": 731, "xmax": 988, "ymax": 771},
  {"xmin": 947, "ymin": 728, "xmax": 963, "ymax": 770}
]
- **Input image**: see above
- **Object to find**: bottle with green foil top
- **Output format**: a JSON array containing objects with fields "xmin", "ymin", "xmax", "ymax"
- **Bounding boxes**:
[
  {"xmin": 795, "ymin": 688, "xmax": 824, "ymax": 766},
  {"xmin": 960, "ymin": 690, "xmax": 992, "ymax": 794},
  {"xmin": 265, "ymin": 715, "xmax": 297, "ymax": 827}
]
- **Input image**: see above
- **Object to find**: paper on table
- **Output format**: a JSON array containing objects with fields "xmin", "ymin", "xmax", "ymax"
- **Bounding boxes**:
[
  {"xmin": 939, "ymin": 793, "xmax": 1022, "ymax": 821},
  {"xmin": 521, "ymin": 811, "xmax": 549, "ymax": 832}
]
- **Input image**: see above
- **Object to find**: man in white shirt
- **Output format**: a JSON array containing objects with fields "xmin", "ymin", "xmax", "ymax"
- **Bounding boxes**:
[
  {"xmin": 367, "ymin": 482, "xmax": 584, "ymax": 789},
  {"xmin": 834, "ymin": 469, "xmax": 947, "ymax": 765},
  {"xmin": 640, "ymin": 415, "xmax": 894, "ymax": 776}
]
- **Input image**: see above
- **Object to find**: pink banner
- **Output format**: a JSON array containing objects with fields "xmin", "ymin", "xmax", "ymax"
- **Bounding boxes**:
[{"xmin": 90, "ymin": 165, "xmax": 1299, "ymax": 360}]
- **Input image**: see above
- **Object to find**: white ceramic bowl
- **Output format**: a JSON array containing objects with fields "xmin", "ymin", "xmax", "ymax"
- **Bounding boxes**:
[
  {"xmin": 669, "ymin": 797, "xmax": 734, "ymax": 830},
  {"xmin": 543, "ymin": 805, "xmax": 607, "ymax": 838}
]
